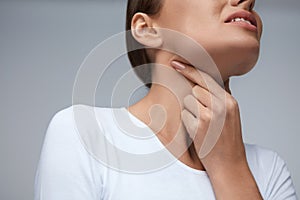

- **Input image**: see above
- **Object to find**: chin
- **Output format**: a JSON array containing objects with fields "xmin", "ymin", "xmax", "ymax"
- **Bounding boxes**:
[
  {"xmin": 233, "ymin": 63, "xmax": 256, "ymax": 76},
  {"xmin": 227, "ymin": 37, "xmax": 261, "ymax": 76},
  {"xmin": 232, "ymin": 53, "xmax": 259, "ymax": 77},
  {"xmin": 205, "ymin": 46, "xmax": 259, "ymax": 79}
]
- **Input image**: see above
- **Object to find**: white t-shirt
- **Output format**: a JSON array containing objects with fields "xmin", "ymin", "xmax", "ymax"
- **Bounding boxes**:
[{"xmin": 34, "ymin": 105, "xmax": 298, "ymax": 200}]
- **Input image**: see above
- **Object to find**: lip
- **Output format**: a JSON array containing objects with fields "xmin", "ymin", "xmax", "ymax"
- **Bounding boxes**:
[{"xmin": 225, "ymin": 10, "xmax": 258, "ymax": 32}]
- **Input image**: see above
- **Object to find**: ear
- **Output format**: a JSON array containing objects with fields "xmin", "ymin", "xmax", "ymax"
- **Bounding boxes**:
[{"xmin": 131, "ymin": 12, "xmax": 163, "ymax": 48}]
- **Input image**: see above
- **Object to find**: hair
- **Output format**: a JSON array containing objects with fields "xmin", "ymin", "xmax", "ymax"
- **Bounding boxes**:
[{"xmin": 126, "ymin": 0, "xmax": 164, "ymax": 88}]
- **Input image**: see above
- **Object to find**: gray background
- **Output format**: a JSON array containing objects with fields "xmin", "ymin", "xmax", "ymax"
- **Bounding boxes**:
[{"xmin": 0, "ymin": 0, "xmax": 299, "ymax": 199}]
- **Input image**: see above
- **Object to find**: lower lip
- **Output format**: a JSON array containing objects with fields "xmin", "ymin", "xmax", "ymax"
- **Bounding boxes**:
[{"xmin": 227, "ymin": 21, "xmax": 257, "ymax": 32}]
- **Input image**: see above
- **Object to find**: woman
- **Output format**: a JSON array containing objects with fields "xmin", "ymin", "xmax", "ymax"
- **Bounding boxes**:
[{"xmin": 35, "ymin": 0, "xmax": 297, "ymax": 199}]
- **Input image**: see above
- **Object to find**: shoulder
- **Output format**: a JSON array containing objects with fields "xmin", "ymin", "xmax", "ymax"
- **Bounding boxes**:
[
  {"xmin": 35, "ymin": 105, "xmax": 109, "ymax": 199},
  {"xmin": 44, "ymin": 104, "xmax": 114, "ymax": 156},
  {"xmin": 244, "ymin": 143, "xmax": 279, "ymax": 167},
  {"xmin": 244, "ymin": 143, "xmax": 285, "ymax": 180},
  {"xmin": 244, "ymin": 144, "xmax": 280, "ymax": 183},
  {"xmin": 49, "ymin": 104, "xmax": 108, "ymax": 124},
  {"xmin": 44, "ymin": 104, "xmax": 120, "ymax": 168},
  {"xmin": 244, "ymin": 143, "xmax": 297, "ymax": 199},
  {"xmin": 47, "ymin": 104, "xmax": 111, "ymax": 134},
  {"xmin": 40, "ymin": 104, "xmax": 110, "ymax": 162},
  {"xmin": 38, "ymin": 104, "xmax": 116, "ymax": 173}
]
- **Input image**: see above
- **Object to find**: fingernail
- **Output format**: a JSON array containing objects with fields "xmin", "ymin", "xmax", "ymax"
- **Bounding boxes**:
[{"xmin": 171, "ymin": 61, "xmax": 186, "ymax": 70}]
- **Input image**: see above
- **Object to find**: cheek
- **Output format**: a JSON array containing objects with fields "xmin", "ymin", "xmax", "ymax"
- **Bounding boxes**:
[
  {"xmin": 161, "ymin": 26, "xmax": 228, "ymax": 81},
  {"xmin": 182, "ymin": 27, "xmax": 261, "ymax": 78}
]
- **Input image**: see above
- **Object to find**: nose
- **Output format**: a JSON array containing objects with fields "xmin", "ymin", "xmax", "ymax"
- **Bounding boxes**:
[{"xmin": 230, "ymin": 0, "xmax": 256, "ymax": 11}]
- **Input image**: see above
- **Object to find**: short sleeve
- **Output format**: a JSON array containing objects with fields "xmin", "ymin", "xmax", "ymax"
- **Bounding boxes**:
[
  {"xmin": 34, "ymin": 106, "xmax": 105, "ymax": 200},
  {"xmin": 264, "ymin": 152, "xmax": 298, "ymax": 200}
]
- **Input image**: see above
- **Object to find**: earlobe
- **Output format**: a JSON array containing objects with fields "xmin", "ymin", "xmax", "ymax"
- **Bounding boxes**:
[{"xmin": 131, "ymin": 13, "xmax": 163, "ymax": 48}]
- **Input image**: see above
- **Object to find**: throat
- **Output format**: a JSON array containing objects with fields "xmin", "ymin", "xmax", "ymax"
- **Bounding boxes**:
[
  {"xmin": 127, "ymin": 81, "xmax": 205, "ymax": 171},
  {"xmin": 156, "ymin": 126, "xmax": 206, "ymax": 172}
]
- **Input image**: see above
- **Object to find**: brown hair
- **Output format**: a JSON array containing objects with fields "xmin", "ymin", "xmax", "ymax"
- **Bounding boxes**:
[{"xmin": 126, "ymin": 0, "xmax": 164, "ymax": 88}]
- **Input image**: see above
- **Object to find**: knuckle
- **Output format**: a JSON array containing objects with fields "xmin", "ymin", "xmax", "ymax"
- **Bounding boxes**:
[
  {"xmin": 192, "ymin": 85, "xmax": 201, "ymax": 96},
  {"xmin": 183, "ymin": 95, "xmax": 194, "ymax": 107},
  {"xmin": 192, "ymin": 85, "xmax": 200, "ymax": 91},
  {"xmin": 190, "ymin": 120, "xmax": 199, "ymax": 135},
  {"xmin": 185, "ymin": 66, "xmax": 194, "ymax": 76},
  {"xmin": 200, "ymin": 110, "xmax": 212, "ymax": 122},
  {"xmin": 211, "ymin": 97, "xmax": 225, "ymax": 113},
  {"xmin": 225, "ymin": 96, "xmax": 239, "ymax": 111},
  {"xmin": 183, "ymin": 95, "xmax": 191, "ymax": 105},
  {"xmin": 214, "ymin": 102, "xmax": 225, "ymax": 115}
]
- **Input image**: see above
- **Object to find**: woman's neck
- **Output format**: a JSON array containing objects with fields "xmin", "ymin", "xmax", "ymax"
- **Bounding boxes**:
[
  {"xmin": 127, "ymin": 50, "xmax": 232, "ymax": 170},
  {"xmin": 128, "ymin": 62, "xmax": 206, "ymax": 170}
]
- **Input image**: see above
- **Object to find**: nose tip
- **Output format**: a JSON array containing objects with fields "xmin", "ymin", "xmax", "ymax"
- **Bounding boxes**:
[{"xmin": 230, "ymin": 0, "xmax": 256, "ymax": 11}]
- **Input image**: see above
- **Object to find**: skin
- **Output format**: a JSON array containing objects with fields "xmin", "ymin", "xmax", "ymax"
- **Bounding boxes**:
[{"xmin": 128, "ymin": 0, "xmax": 263, "ymax": 199}]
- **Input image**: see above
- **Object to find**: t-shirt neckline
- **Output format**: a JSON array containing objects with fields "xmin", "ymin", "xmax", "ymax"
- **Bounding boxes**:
[{"xmin": 121, "ymin": 107, "xmax": 208, "ymax": 176}]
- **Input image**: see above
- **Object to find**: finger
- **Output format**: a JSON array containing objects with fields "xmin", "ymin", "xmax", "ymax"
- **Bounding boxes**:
[
  {"xmin": 171, "ymin": 61, "xmax": 209, "ymax": 91},
  {"xmin": 191, "ymin": 86, "xmax": 213, "ymax": 108},
  {"xmin": 181, "ymin": 109, "xmax": 199, "ymax": 140},
  {"xmin": 184, "ymin": 94, "xmax": 207, "ymax": 118},
  {"xmin": 181, "ymin": 109, "xmax": 207, "ymax": 150},
  {"xmin": 171, "ymin": 61, "xmax": 225, "ymax": 96}
]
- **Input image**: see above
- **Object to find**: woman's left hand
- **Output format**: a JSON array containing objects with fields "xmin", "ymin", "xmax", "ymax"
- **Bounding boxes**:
[{"xmin": 171, "ymin": 61, "xmax": 263, "ymax": 200}]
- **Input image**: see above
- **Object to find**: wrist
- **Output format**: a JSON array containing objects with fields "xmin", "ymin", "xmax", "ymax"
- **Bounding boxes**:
[
  {"xmin": 207, "ymin": 162, "xmax": 262, "ymax": 200},
  {"xmin": 207, "ymin": 160, "xmax": 250, "ymax": 180},
  {"xmin": 204, "ymin": 156, "xmax": 249, "ymax": 177}
]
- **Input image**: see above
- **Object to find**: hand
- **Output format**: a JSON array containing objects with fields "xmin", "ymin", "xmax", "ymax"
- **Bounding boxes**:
[
  {"xmin": 171, "ymin": 60, "xmax": 246, "ymax": 172},
  {"xmin": 171, "ymin": 61, "xmax": 262, "ymax": 199}
]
